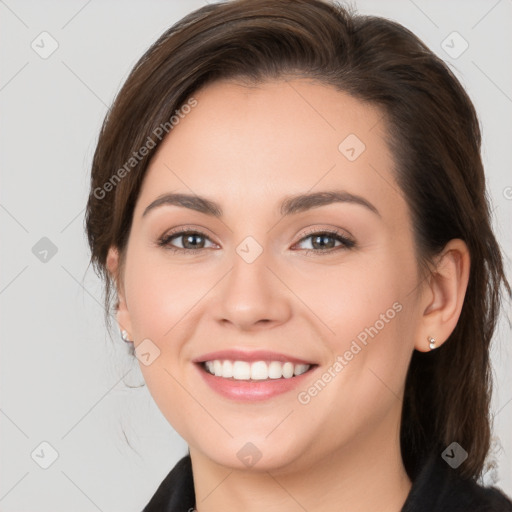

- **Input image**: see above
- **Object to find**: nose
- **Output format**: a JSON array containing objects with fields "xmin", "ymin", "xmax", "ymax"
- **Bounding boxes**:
[{"xmin": 213, "ymin": 245, "xmax": 292, "ymax": 331}]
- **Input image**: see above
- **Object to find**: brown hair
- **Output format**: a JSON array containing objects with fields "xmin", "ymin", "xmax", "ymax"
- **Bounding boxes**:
[{"xmin": 85, "ymin": 0, "xmax": 510, "ymax": 480}]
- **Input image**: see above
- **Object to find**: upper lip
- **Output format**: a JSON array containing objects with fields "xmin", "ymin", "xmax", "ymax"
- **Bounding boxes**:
[{"xmin": 193, "ymin": 349, "xmax": 316, "ymax": 365}]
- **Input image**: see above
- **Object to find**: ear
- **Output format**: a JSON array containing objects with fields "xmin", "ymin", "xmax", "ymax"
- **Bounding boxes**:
[
  {"xmin": 106, "ymin": 246, "xmax": 133, "ymax": 340},
  {"xmin": 414, "ymin": 239, "xmax": 470, "ymax": 352}
]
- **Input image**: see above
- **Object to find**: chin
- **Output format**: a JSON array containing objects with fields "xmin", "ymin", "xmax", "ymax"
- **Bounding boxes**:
[{"xmin": 192, "ymin": 435, "xmax": 310, "ymax": 473}]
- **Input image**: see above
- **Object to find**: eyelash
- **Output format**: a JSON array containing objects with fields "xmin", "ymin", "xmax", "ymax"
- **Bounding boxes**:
[{"xmin": 157, "ymin": 226, "xmax": 356, "ymax": 256}]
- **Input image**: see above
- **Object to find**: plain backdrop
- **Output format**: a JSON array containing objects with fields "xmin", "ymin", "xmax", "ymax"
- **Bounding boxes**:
[{"xmin": 1, "ymin": 0, "xmax": 511, "ymax": 510}]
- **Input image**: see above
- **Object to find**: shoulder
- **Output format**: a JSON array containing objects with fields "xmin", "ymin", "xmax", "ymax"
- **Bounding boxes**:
[
  {"xmin": 142, "ymin": 454, "xmax": 195, "ymax": 512},
  {"xmin": 402, "ymin": 453, "xmax": 512, "ymax": 512}
]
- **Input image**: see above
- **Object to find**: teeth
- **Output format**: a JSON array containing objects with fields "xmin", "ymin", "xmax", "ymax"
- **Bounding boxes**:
[
  {"xmin": 203, "ymin": 360, "xmax": 312, "ymax": 380},
  {"xmin": 282, "ymin": 362, "xmax": 294, "ymax": 378},
  {"xmin": 233, "ymin": 361, "xmax": 251, "ymax": 380},
  {"xmin": 250, "ymin": 361, "xmax": 268, "ymax": 380},
  {"xmin": 222, "ymin": 360, "xmax": 233, "ymax": 378},
  {"xmin": 268, "ymin": 361, "xmax": 282, "ymax": 379}
]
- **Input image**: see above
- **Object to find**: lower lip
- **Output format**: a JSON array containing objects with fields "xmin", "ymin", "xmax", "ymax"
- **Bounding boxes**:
[{"xmin": 195, "ymin": 363, "xmax": 317, "ymax": 401}]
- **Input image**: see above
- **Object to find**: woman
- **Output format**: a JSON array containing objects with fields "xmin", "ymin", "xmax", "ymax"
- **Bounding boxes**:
[{"xmin": 85, "ymin": 0, "xmax": 512, "ymax": 510}]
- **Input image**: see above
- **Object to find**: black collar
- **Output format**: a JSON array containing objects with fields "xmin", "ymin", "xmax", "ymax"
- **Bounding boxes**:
[
  {"xmin": 143, "ymin": 452, "xmax": 512, "ymax": 511},
  {"xmin": 142, "ymin": 455, "xmax": 195, "ymax": 512}
]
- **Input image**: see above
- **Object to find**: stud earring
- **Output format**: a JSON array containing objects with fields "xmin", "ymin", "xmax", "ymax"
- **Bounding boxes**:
[
  {"xmin": 428, "ymin": 336, "xmax": 436, "ymax": 350},
  {"xmin": 121, "ymin": 329, "xmax": 132, "ymax": 343}
]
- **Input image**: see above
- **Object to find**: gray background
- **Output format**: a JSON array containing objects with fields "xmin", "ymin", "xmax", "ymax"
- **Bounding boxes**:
[{"xmin": 1, "ymin": 0, "xmax": 511, "ymax": 510}]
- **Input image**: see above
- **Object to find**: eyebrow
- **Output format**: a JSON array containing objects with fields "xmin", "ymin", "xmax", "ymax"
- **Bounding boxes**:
[{"xmin": 142, "ymin": 190, "xmax": 380, "ymax": 218}]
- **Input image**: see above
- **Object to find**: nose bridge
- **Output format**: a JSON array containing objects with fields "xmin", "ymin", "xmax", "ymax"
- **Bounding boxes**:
[{"xmin": 231, "ymin": 236, "xmax": 270, "ymax": 291}]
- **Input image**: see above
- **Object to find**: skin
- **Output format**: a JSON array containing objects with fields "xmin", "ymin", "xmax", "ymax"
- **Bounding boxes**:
[{"xmin": 107, "ymin": 79, "xmax": 470, "ymax": 512}]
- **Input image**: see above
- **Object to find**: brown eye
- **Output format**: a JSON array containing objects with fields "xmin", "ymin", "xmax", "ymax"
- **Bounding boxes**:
[{"xmin": 158, "ymin": 230, "xmax": 215, "ymax": 253}]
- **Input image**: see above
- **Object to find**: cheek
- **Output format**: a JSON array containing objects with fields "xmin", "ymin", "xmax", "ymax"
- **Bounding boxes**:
[
  {"xmin": 122, "ymin": 248, "xmax": 208, "ymax": 435},
  {"xmin": 287, "ymin": 254, "xmax": 410, "ymax": 342},
  {"xmin": 296, "ymin": 282, "xmax": 414, "ymax": 445},
  {"xmin": 124, "ymin": 246, "xmax": 213, "ymax": 339},
  {"xmin": 301, "ymin": 247, "xmax": 418, "ymax": 392}
]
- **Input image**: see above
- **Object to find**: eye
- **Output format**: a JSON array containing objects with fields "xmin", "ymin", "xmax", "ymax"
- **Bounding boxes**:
[
  {"xmin": 157, "ymin": 227, "xmax": 355, "ymax": 256},
  {"xmin": 157, "ymin": 229, "xmax": 217, "ymax": 253},
  {"xmin": 293, "ymin": 228, "xmax": 355, "ymax": 255}
]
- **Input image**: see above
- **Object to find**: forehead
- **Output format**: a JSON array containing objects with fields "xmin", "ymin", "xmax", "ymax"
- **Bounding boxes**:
[{"xmin": 136, "ymin": 78, "xmax": 401, "ymax": 218}]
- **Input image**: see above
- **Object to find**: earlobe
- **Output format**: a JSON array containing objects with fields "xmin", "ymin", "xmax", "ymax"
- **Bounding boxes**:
[
  {"xmin": 414, "ymin": 239, "xmax": 470, "ymax": 352},
  {"xmin": 106, "ymin": 246, "xmax": 133, "ymax": 341}
]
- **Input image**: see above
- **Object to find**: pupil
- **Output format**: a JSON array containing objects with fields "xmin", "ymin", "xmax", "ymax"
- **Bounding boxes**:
[
  {"xmin": 313, "ymin": 235, "xmax": 334, "ymax": 249},
  {"xmin": 184, "ymin": 233, "xmax": 203, "ymax": 249}
]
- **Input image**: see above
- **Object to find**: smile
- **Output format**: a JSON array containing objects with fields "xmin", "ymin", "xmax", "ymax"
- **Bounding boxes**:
[
  {"xmin": 203, "ymin": 359, "xmax": 311, "ymax": 380},
  {"xmin": 194, "ymin": 350, "xmax": 318, "ymax": 401}
]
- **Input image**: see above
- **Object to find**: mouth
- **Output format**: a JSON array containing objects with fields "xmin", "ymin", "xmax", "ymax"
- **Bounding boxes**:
[
  {"xmin": 193, "ymin": 350, "xmax": 318, "ymax": 401},
  {"xmin": 200, "ymin": 359, "xmax": 315, "ymax": 380},
  {"xmin": 192, "ymin": 347, "xmax": 319, "ymax": 403}
]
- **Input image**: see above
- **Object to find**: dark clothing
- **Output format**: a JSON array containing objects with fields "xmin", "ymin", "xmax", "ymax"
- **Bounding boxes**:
[{"xmin": 143, "ymin": 452, "xmax": 512, "ymax": 511}]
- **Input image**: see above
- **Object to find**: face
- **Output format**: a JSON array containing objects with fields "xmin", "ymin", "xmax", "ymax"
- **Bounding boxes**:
[{"xmin": 112, "ymin": 79, "xmax": 428, "ymax": 473}]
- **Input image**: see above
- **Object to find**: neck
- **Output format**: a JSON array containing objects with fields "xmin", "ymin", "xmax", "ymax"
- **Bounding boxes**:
[{"xmin": 189, "ymin": 417, "xmax": 411, "ymax": 512}]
